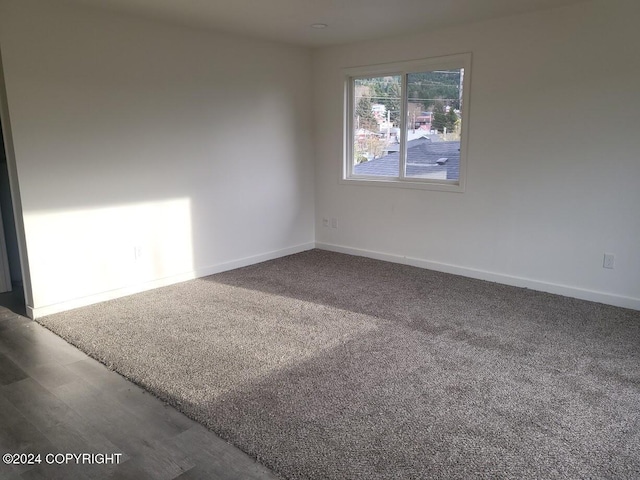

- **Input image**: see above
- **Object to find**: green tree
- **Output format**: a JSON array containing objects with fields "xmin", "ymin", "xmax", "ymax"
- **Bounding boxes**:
[
  {"xmin": 407, "ymin": 70, "xmax": 461, "ymax": 111},
  {"xmin": 355, "ymin": 96, "xmax": 378, "ymax": 131},
  {"xmin": 432, "ymin": 101, "xmax": 447, "ymax": 133},
  {"xmin": 445, "ymin": 108, "xmax": 458, "ymax": 133},
  {"xmin": 373, "ymin": 79, "xmax": 401, "ymax": 125}
]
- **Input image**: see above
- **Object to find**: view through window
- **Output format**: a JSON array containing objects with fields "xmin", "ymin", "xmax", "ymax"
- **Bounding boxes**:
[{"xmin": 345, "ymin": 54, "xmax": 470, "ymax": 191}]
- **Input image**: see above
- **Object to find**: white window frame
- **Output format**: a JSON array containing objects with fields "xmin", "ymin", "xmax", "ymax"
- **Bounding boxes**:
[{"xmin": 342, "ymin": 53, "xmax": 471, "ymax": 192}]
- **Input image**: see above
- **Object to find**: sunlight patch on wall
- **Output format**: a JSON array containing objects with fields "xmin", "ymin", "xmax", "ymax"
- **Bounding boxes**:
[{"xmin": 25, "ymin": 198, "xmax": 193, "ymax": 308}]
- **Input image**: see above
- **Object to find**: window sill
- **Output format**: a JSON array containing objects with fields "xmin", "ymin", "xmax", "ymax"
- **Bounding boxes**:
[{"xmin": 339, "ymin": 176, "xmax": 465, "ymax": 192}]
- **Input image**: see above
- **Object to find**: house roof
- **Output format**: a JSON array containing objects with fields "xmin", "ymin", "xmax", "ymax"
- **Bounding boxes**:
[{"xmin": 354, "ymin": 137, "xmax": 460, "ymax": 180}]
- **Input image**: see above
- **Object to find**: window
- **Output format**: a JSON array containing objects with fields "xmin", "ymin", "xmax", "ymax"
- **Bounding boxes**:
[{"xmin": 343, "ymin": 53, "xmax": 471, "ymax": 192}]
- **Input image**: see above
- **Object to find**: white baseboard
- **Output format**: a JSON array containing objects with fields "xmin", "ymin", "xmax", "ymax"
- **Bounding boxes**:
[
  {"xmin": 29, "ymin": 242, "xmax": 315, "ymax": 319},
  {"xmin": 191, "ymin": 242, "xmax": 316, "ymax": 279},
  {"xmin": 29, "ymin": 240, "xmax": 639, "ymax": 319},
  {"xmin": 315, "ymin": 242, "xmax": 640, "ymax": 311}
]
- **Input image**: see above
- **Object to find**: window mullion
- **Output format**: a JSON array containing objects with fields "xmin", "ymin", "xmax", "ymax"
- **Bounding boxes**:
[
  {"xmin": 347, "ymin": 77, "xmax": 355, "ymax": 179},
  {"xmin": 399, "ymin": 73, "xmax": 408, "ymax": 180}
]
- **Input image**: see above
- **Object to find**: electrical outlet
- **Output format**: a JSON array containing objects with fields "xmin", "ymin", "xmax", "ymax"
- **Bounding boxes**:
[
  {"xmin": 331, "ymin": 218, "xmax": 338, "ymax": 229},
  {"xmin": 134, "ymin": 245, "xmax": 143, "ymax": 261},
  {"xmin": 322, "ymin": 217, "xmax": 329, "ymax": 227},
  {"xmin": 603, "ymin": 253, "xmax": 615, "ymax": 269}
]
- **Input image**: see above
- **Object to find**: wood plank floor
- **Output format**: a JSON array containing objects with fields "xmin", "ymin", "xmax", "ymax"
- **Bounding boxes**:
[{"xmin": 0, "ymin": 292, "xmax": 279, "ymax": 480}]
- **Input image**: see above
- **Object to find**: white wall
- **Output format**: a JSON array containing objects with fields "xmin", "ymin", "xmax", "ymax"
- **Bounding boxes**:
[
  {"xmin": 313, "ymin": 0, "xmax": 640, "ymax": 309},
  {"xmin": 1, "ymin": 0, "xmax": 638, "ymax": 316},
  {"xmin": 0, "ymin": 0, "xmax": 315, "ymax": 317}
]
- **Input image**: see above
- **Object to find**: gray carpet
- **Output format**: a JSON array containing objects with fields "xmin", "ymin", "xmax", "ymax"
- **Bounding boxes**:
[{"xmin": 39, "ymin": 249, "xmax": 640, "ymax": 479}]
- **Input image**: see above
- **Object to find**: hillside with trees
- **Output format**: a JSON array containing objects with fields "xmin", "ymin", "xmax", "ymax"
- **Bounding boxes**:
[{"xmin": 354, "ymin": 69, "xmax": 462, "ymax": 132}]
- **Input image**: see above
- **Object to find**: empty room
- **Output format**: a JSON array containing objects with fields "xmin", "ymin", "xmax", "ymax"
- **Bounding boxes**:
[{"xmin": 0, "ymin": 0, "xmax": 639, "ymax": 478}]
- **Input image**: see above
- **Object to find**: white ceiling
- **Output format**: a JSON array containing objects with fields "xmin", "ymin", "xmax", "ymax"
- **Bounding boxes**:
[{"xmin": 66, "ymin": 0, "xmax": 589, "ymax": 47}]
